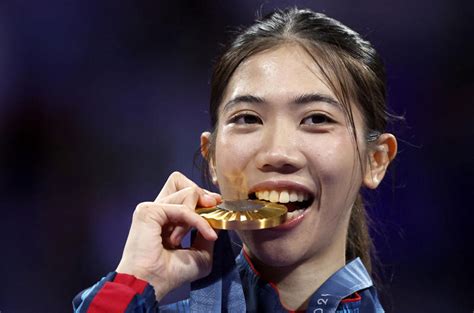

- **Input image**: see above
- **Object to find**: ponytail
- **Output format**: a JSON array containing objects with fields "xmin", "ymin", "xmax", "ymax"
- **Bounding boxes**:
[{"xmin": 346, "ymin": 193, "xmax": 373, "ymax": 274}]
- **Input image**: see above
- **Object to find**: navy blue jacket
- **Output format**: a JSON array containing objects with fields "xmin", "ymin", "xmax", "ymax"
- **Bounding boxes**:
[{"xmin": 73, "ymin": 231, "xmax": 384, "ymax": 312}]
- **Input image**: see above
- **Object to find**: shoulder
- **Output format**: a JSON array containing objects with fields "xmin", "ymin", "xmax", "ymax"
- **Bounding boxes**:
[{"xmin": 359, "ymin": 286, "xmax": 385, "ymax": 312}]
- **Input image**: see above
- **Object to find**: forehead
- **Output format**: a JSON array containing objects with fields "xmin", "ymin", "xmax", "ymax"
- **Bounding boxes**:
[{"xmin": 221, "ymin": 44, "xmax": 337, "ymax": 105}]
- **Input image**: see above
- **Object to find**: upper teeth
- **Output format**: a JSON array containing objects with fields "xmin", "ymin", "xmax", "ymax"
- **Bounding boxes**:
[{"xmin": 255, "ymin": 190, "xmax": 309, "ymax": 203}]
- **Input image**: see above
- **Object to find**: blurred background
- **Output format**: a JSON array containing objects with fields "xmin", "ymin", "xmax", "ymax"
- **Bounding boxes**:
[{"xmin": 0, "ymin": 0, "xmax": 473, "ymax": 312}]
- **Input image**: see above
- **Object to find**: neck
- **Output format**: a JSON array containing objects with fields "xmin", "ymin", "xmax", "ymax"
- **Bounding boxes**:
[{"xmin": 244, "ymin": 240, "xmax": 346, "ymax": 311}]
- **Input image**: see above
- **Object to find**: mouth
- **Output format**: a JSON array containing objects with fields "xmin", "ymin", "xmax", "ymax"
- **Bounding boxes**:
[{"xmin": 248, "ymin": 189, "xmax": 314, "ymax": 220}]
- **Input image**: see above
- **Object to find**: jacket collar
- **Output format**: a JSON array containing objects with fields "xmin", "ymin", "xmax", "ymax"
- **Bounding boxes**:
[
  {"xmin": 189, "ymin": 231, "xmax": 374, "ymax": 312},
  {"xmin": 306, "ymin": 257, "xmax": 373, "ymax": 311}
]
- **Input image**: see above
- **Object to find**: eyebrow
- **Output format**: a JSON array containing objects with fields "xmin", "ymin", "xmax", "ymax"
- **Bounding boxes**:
[
  {"xmin": 222, "ymin": 92, "xmax": 341, "ymax": 112},
  {"xmin": 223, "ymin": 95, "xmax": 265, "ymax": 112},
  {"xmin": 293, "ymin": 93, "xmax": 340, "ymax": 107}
]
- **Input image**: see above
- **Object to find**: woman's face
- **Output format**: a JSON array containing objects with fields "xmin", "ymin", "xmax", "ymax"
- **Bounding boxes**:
[{"xmin": 205, "ymin": 44, "xmax": 371, "ymax": 266}]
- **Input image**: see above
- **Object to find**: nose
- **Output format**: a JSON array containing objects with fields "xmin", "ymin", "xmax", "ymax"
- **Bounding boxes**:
[{"xmin": 255, "ymin": 122, "xmax": 305, "ymax": 174}]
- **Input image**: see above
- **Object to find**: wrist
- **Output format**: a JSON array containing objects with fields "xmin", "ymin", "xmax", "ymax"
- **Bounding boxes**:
[
  {"xmin": 112, "ymin": 272, "xmax": 149, "ymax": 294},
  {"xmin": 115, "ymin": 265, "xmax": 169, "ymax": 301}
]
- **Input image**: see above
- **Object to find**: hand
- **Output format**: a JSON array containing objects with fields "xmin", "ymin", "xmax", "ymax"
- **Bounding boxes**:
[{"xmin": 115, "ymin": 171, "xmax": 221, "ymax": 300}]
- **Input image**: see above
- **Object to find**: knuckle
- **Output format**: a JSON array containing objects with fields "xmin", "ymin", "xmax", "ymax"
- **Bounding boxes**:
[
  {"xmin": 190, "ymin": 185, "xmax": 201, "ymax": 194},
  {"xmin": 169, "ymin": 171, "xmax": 183, "ymax": 180},
  {"xmin": 135, "ymin": 201, "xmax": 150, "ymax": 212},
  {"xmin": 174, "ymin": 206, "xmax": 187, "ymax": 217},
  {"xmin": 133, "ymin": 201, "xmax": 154, "ymax": 219},
  {"xmin": 178, "ymin": 207, "xmax": 197, "ymax": 221}
]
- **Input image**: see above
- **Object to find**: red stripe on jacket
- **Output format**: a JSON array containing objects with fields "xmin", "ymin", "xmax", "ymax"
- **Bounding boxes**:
[{"xmin": 87, "ymin": 273, "xmax": 149, "ymax": 313}]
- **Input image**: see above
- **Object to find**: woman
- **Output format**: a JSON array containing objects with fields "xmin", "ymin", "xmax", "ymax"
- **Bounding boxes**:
[{"xmin": 73, "ymin": 8, "xmax": 397, "ymax": 313}]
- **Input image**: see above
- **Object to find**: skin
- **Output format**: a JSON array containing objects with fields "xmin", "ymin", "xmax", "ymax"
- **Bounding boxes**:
[
  {"xmin": 116, "ymin": 172, "xmax": 221, "ymax": 300},
  {"xmin": 116, "ymin": 43, "xmax": 397, "ymax": 309},
  {"xmin": 202, "ymin": 44, "xmax": 397, "ymax": 309}
]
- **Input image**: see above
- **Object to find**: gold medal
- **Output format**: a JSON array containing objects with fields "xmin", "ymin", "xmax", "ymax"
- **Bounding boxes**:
[{"xmin": 196, "ymin": 199, "xmax": 287, "ymax": 230}]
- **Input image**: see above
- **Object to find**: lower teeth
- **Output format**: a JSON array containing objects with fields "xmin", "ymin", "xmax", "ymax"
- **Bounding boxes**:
[{"xmin": 286, "ymin": 208, "xmax": 305, "ymax": 219}]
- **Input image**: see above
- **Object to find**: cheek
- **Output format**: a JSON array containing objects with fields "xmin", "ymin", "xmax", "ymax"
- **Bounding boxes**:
[
  {"xmin": 302, "ymin": 133, "xmax": 363, "ymax": 218},
  {"xmin": 303, "ymin": 134, "xmax": 359, "ymax": 184},
  {"xmin": 214, "ymin": 132, "xmax": 259, "ymax": 198}
]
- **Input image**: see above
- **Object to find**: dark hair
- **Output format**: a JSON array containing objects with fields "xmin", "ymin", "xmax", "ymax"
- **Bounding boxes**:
[{"xmin": 203, "ymin": 7, "xmax": 397, "ymax": 275}]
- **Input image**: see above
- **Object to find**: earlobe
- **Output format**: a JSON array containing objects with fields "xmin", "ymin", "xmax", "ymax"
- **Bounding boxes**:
[
  {"xmin": 363, "ymin": 133, "xmax": 397, "ymax": 189},
  {"xmin": 200, "ymin": 131, "xmax": 218, "ymax": 185}
]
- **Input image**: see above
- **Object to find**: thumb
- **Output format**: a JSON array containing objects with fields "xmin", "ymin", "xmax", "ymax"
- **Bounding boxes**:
[{"xmin": 187, "ymin": 232, "xmax": 217, "ymax": 280}]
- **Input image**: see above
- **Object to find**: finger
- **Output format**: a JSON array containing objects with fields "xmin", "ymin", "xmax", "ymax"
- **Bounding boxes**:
[
  {"xmin": 158, "ymin": 185, "xmax": 220, "ymax": 209},
  {"xmin": 156, "ymin": 172, "xmax": 198, "ymax": 201},
  {"xmin": 162, "ymin": 223, "xmax": 181, "ymax": 248},
  {"xmin": 147, "ymin": 203, "xmax": 218, "ymax": 241},
  {"xmin": 170, "ymin": 223, "xmax": 218, "ymax": 247},
  {"xmin": 170, "ymin": 190, "xmax": 222, "ymax": 243},
  {"xmin": 199, "ymin": 193, "xmax": 221, "ymax": 207},
  {"xmin": 171, "ymin": 220, "xmax": 222, "ymax": 247},
  {"xmin": 191, "ymin": 232, "xmax": 217, "ymax": 278},
  {"xmin": 170, "ymin": 224, "xmax": 191, "ymax": 246},
  {"xmin": 167, "ymin": 187, "xmax": 199, "ymax": 246},
  {"xmin": 157, "ymin": 186, "xmax": 202, "ymax": 206},
  {"xmin": 192, "ymin": 230, "xmax": 219, "ymax": 252},
  {"xmin": 175, "ymin": 232, "xmax": 216, "ymax": 281},
  {"xmin": 157, "ymin": 187, "xmax": 216, "ymax": 245},
  {"xmin": 203, "ymin": 189, "xmax": 223, "ymax": 200}
]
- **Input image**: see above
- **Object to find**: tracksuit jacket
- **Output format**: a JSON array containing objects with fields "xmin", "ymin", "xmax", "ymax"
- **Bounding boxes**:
[{"xmin": 73, "ymin": 231, "xmax": 384, "ymax": 313}]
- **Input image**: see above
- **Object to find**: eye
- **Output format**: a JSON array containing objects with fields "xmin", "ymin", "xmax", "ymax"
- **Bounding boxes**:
[
  {"xmin": 301, "ymin": 113, "xmax": 334, "ymax": 125},
  {"xmin": 229, "ymin": 113, "xmax": 262, "ymax": 125}
]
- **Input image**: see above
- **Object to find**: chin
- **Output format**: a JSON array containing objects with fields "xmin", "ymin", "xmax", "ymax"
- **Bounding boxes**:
[
  {"xmin": 253, "ymin": 250, "xmax": 305, "ymax": 267},
  {"xmin": 241, "ymin": 231, "xmax": 313, "ymax": 267}
]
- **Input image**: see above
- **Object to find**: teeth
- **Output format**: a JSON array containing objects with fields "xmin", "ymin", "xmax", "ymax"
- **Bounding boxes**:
[
  {"xmin": 297, "ymin": 192, "xmax": 304, "ymax": 202},
  {"xmin": 289, "ymin": 191, "xmax": 298, "ymax": 202},
  {"xmin": 279, "ymin": 190, "xmax": 290, "ymax": 203},
  {"xmin": 269, "ymin": 190, "xmax": 279, "ymax": 203},
  {"xmin": 254, "ymin": 190, "xmax": 310, "ymax": 203},
  {"xmin": 286, "ymin": 208, "xmax": 305, "ymax": 219}
]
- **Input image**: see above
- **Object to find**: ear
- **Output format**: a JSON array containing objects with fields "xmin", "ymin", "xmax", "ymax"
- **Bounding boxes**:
[
  {"xmin": 200, "ymin": 131, "xmax": 218, "ymax": 185},
  {"xmin": 363, "ymin": 133, "xmax": 398, "ymax": 189}
]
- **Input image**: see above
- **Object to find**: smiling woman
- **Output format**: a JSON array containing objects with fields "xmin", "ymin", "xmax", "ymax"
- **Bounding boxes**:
[{"xmin": 73, "ymin": 7, "xmax": 398, "ymax": 313}]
